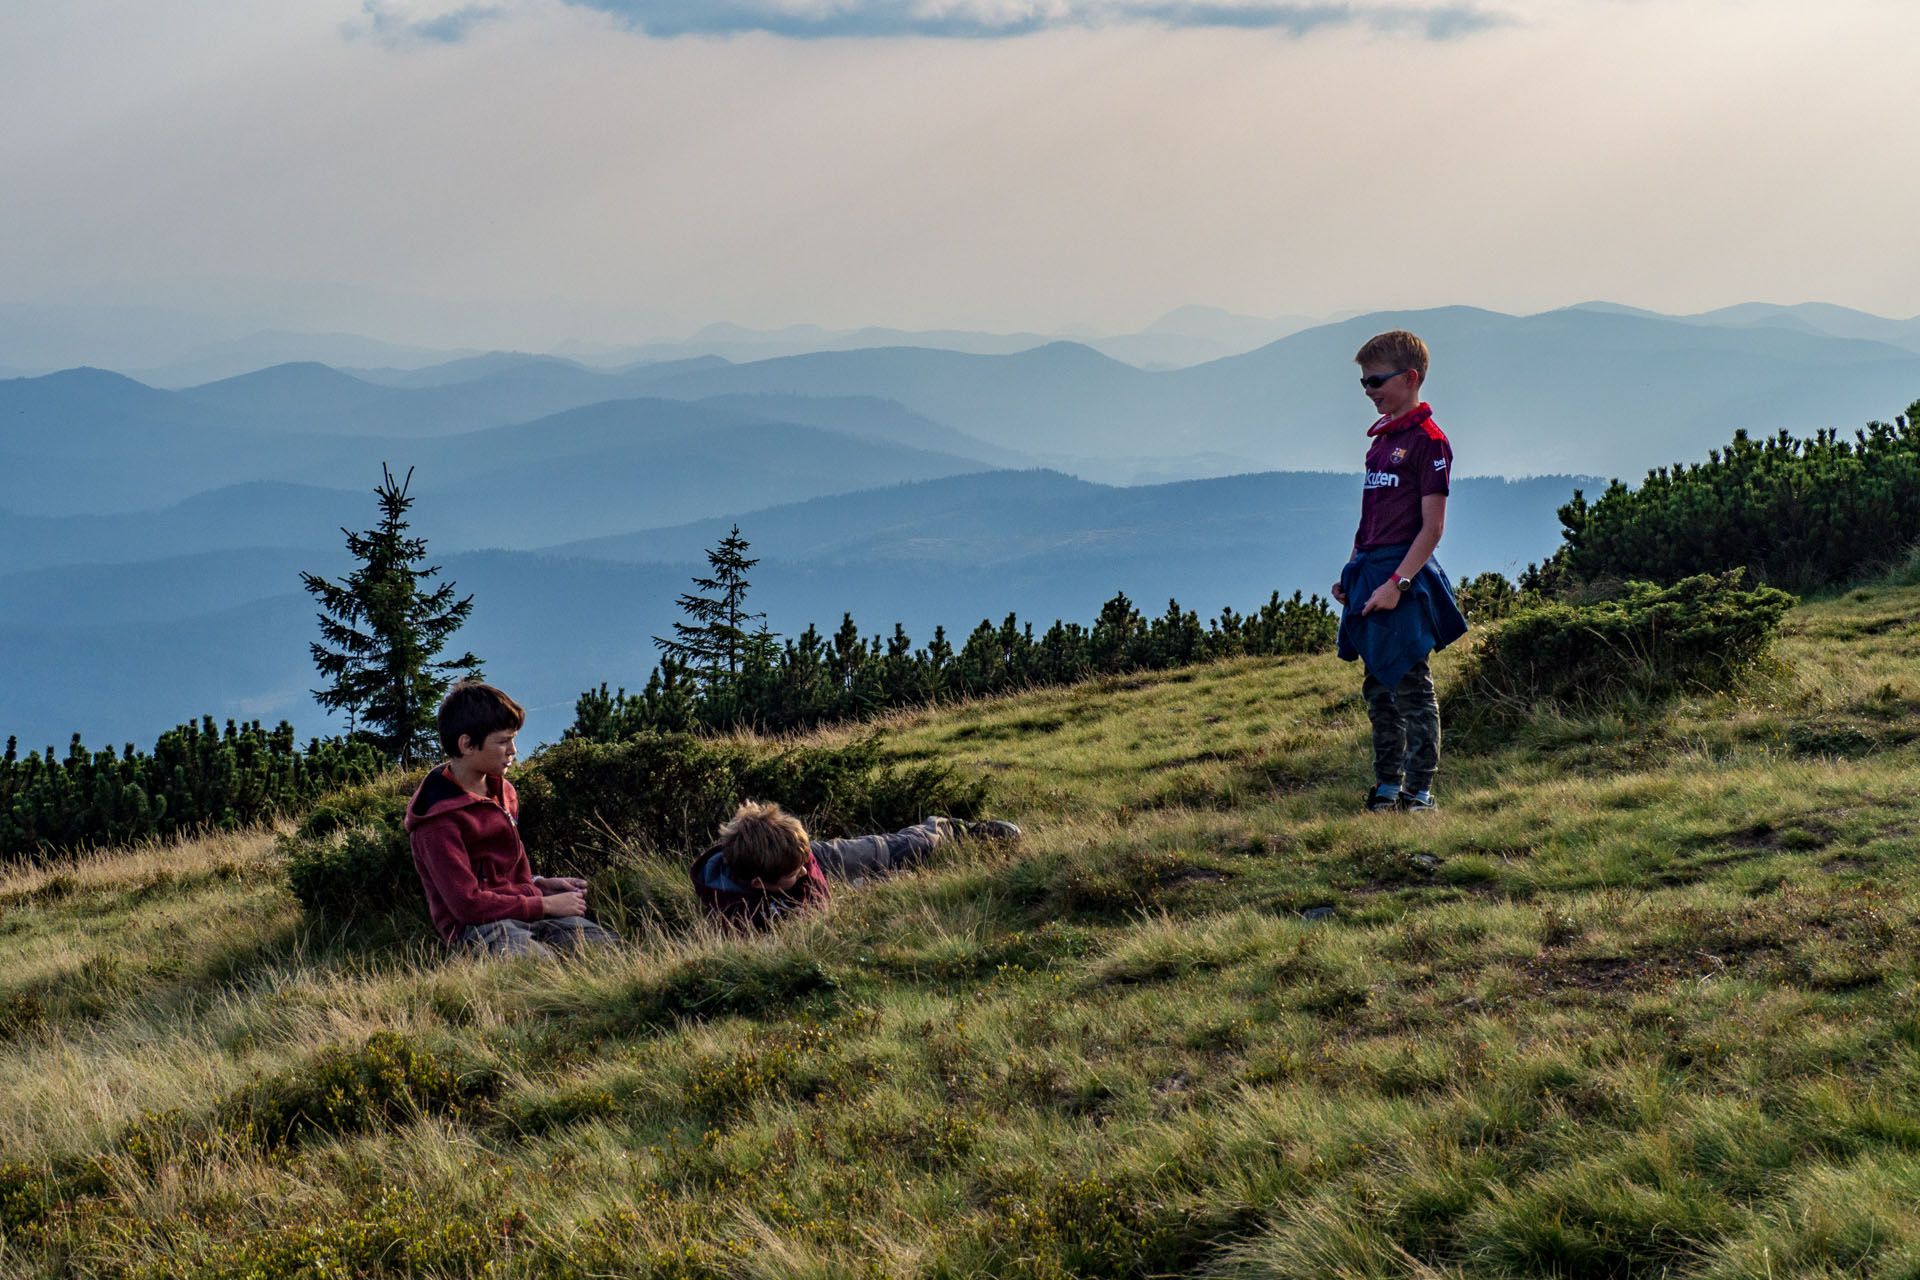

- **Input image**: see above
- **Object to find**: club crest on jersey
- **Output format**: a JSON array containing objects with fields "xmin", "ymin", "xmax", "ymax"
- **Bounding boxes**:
[{"xmin": 1390, "ymin": 446, "xmax": 1407, "ymax": 464}]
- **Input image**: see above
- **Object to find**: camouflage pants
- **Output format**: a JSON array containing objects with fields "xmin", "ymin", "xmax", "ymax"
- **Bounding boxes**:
[
  {"xmin": 1363, "ymin": 660, "xmax": 1440, "ymax": 794},
  {"xmin": 459, "ymin": 915, "xmax": 619, "ymax": 958},
  {"xmin": 810, "ymin": 818, "xmax": 955, "ymax": 885}
]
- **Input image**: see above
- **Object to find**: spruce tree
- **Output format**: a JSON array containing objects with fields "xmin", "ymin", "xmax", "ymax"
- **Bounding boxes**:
[
  {"xmin": 654, "ymin": 525, "xmax": 769, "ymax": 693},
  {"xmin": 302, "ymin": 465, "xmax": 482, "ymax": 767}
]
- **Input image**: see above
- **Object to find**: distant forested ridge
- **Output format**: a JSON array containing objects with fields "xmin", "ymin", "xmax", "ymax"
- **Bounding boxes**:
[{"xmin": 572, "ymin": 588, "xmax": 1338, "ymax": 740}]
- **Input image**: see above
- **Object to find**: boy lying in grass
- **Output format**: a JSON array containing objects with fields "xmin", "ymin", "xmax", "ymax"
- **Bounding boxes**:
[
  {"xmin": 406, "ymin": 682, "xmax": 620, "ymax": 958},
  {"xmin": 691, "ymin": 800, "xmax": 1020, "ymax": 931}
]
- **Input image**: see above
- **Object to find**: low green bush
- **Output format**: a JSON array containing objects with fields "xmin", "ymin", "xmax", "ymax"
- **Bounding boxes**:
[
  {"xmin": 130, "ymin": 1193, "xmax": 517, "ymax": 1280},
  {"xmin": 282, "ymin": 778, "xmax": 427, "ymax": 935},
  {"xmin": 1453, "ymin": 570, "xmax": 1534, "ymax": 624},
  {"xmin": 224, "ymin": 1030, "xmax": 502, "ymax": 1149},
  {"xmin": 284, "ymin": 815, "xmax": 418, "ymax": 923},
  {"xmin": 1552, "ymin": 406, "xmax": 1920, "ymax": 591},
  {"xmin": 1447, "ymin": 571, "xmax": 1794, "ymax": 720},
  {"xmin": 0, "ymin": 717, "xmax": 383, "ymax": 863},
  {"xmin": 0, "ymin": 1161, "xmax": 53, "ymax": 1236},
  {"xmin": 554, "ymin": 949, "xmax": 843, "ymax": 1039}
]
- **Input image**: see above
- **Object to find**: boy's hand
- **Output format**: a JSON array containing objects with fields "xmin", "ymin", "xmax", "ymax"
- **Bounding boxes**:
[
  {"xmin": 535, "ymin": 876, "xmax": 588, "ymax": 894},
  {"xmin": 1360, "ymin": 581, "xmax": 1403, "ymax": 615},
  {"xmin": 1331, "ymin": 582, "xmax": 1348, "ymax": 605},
  {"xmin": 540, "ymin": 889, "xmax": 588, "ymax": 918}
]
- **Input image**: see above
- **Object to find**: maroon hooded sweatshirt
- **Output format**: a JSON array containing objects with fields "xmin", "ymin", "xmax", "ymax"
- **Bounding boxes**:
[{"xmin": 404, "ymin": 765, "xmax": 544, "ymax": 942}]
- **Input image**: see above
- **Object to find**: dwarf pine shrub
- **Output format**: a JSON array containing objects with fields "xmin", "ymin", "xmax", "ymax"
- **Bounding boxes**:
[
  {"xmin": 1453, "ymin": 570, "xmax": 1532, "ymax": 624},
  {"xmin": 554, "ymin": 950, "xmax": 843, "ymax": 1040},
  {"xmin": 223, "ymin": 1030, "xmax": 502, "ymax": 1149},
  {"xmin": 1447, "ymin": 570, "xmax": 1794, "ymax": 720},
  {"xmin": 574, "ymin": 587, "xmax": 1338, "ymax": 739},
  {"xmin": 281, "ymin": 777, "xmax": 429, "ymax": 933},
  {"xmin": 0, "ymin": 718, "xmax": 382, "ymax": 863},
  {"xmin": 1550, "ymin": 402, "xmax": 1920, "ymax": 590}
]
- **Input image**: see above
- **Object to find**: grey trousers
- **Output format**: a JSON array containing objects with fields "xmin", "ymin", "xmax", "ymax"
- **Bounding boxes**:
[
  {"xmin": 459, "ymin": 914, "xmax": 619, "ymax": 958},
  {"xmin": 1363, "ymin": 660, "xmax": 1440, "ymax": 793},
  {"xmin": 810, "ymin": 817, "xmax": 955, "ymax": 885}
]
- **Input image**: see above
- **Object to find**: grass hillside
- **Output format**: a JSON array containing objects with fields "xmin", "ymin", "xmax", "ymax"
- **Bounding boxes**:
[{"xmin": 5, "ymin": 584, "xmax": 1920, "ymax": 1278}]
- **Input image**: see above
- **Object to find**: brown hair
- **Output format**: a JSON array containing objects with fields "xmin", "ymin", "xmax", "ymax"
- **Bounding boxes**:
[
  {"xmin": 717, "ymin": 800, "xmax": 811, "ymax": 883},
  {"xmin": 1354, "ymin": 330, "xmax": 1430, "ymax": 380},
  {"xmin": 437, "ymin": 682, "xmax": 525, "ymax": 758}
]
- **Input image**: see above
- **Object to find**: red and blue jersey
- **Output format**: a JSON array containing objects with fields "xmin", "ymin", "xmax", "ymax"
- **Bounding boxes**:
[{"xmin": 1354, "ymin": 403, "xmax": 1451, "ymax": 551}]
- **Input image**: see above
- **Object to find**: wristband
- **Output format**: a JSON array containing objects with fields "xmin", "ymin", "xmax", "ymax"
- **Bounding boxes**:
[{"xmin": 1391, "ymin": 573, "xmax": 1412, "ymax": 592}]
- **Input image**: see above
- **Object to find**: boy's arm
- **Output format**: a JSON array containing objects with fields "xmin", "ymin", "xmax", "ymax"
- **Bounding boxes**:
[
  {"xmin": 412, "ymin": 823, "xmax": 545, "ymax": 928},
  {"xmin": 1361, "ymin": 494, "xmax": 1446, "ymax": 615},
  {"xmin": 532, "ymin": 875, "xmax": 589, "ymax": 917}
]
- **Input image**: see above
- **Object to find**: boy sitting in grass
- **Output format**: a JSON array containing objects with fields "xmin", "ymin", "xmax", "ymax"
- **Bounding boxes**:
[
  {"xmin": 691, "ymin": 800, "xmax": 1020, "ymax": 931},
  {"xmin": 405, "ymin": 682, "xmax": 619, "ymax": 957},
  {"xmin": 1329, "ymin": 329, "xmax": 1468, "ymax": 815}
]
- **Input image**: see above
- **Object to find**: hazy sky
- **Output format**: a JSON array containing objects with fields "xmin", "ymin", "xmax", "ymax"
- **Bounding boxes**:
[{"xmin": 3, "ymin": 0, "xmax": 1916, "ymax": 345}]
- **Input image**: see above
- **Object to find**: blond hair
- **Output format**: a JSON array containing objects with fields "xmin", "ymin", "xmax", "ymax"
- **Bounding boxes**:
[
  {"xmin": 718, "ymin": 800, "xmax": 811, "ymax": 883},
  {"xmin": 1353, "ymin": 330, "xmax": 1430, "ymax": 380}
]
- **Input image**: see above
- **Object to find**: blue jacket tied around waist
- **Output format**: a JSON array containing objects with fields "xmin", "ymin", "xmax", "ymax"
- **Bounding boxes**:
[{"xmin": 1337, "ymin": 545, "xmax": 1469, "ymax": 689}]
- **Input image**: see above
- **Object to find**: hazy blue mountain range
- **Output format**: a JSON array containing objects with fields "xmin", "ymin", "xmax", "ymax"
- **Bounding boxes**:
[
  {"xmin": 174, "ymin": 357, "xmax": 745, "ymax": 436},
  {"xmin": 545, "ymin": 469, "xmax": 1579, "ymax": 588},
  {"xmin": 2, "ymin": 595, "xmax": 327, "ymax": 756},
  {"xmin": 551, "ymin": 308, "xmax": 1324, "ymax": 372},
  {"xmin": 8, "ymin": 291, "xmax": 1916, "ymax": 386},
  {"xmin": 11, "ymin": 303, "xmax": 1918, "ymax": 499},
  {"xmin": 0, "ymin": 298, "xmax": 485, "ymax": 386},
  {"xmin": 0, "ymin": 377, "xmax": 1002, "ymax": 528},
  {"xmin": 0, "ymin": 487, "xmax": 360, "ymax": 574},
  {"xmin": 1571, "ymin": 301, "xmax": 1920, "ymax": 352},
  {"xmin": 628, "ymin": 307, "xmax": 1920, "ymax": 479},
  {"xmin": 0, "ymin": 296, "xmax": 1323, "ymax": 383}
]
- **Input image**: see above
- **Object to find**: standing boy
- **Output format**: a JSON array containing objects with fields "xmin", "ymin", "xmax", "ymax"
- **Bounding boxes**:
[
  {"xmin": 1330, "ymin": 330, "xmax": 1468, "ymax": 814},
  {"xmin": 406, "ymin": 681, "xmax": 619, "ymax": 956}
]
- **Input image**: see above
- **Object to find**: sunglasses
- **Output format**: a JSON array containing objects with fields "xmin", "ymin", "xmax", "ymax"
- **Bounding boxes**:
[{"xmin": 1359, "ymin": 369, "xmax": 1413, "ymax": 390}]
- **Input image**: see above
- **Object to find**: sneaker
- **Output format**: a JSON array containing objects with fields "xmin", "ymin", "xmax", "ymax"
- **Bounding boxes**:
[
  {"xmin": 963, "ymin": 819, "xmax": 1023, "ymax": 843},
  {"xmin": 1365, "ymin": 784, "xmax": 1402, "ymax": 813},
  {"xmin": 1398, "ymin": 789, "xmax": 1437, "ymax": 814}
]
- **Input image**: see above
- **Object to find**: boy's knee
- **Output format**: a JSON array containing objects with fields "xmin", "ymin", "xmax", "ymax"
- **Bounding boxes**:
[
  {"xmin": 460, "ymin": 919, "xmax": 553, "ymax": 958},
  {"xmin": 540, "ymin": 915, "xmax": 619, "ymax": 951}
]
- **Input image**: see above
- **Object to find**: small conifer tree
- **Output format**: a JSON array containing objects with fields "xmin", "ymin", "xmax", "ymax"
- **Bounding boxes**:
[
  {"xmin": 302, "ymin": 465, "xmax": 482, "ymax": 767},
  {"xmin": 654, "ymin": 525, "xmax": 770, "ymax": 693}
]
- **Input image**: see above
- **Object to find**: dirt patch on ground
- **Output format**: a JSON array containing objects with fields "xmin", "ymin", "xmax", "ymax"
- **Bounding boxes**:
[
  {"xmin": 1522, "ymin": 945, "xmax": 1762, "ymax": 998},
  {"xmin": 1150, "ymin": 751, "xmax": 1235, "ymax": 772},
  {"xmin": 1724, "ymin": 809, "xmax": 1853, "ymax": 851},
  {"xmin": 1156, "ymin": 866, "xmax": 1235, "ymax": 888}
]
